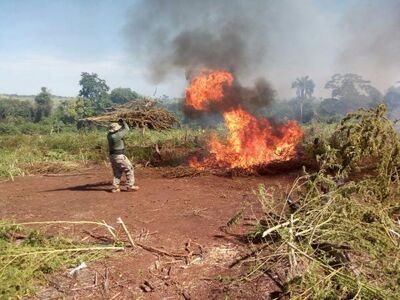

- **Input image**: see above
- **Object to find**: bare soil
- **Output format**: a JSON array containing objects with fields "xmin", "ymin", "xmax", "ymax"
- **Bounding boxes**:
[{"xmin": 0, "ymin": 166, "xmax": 298, "ymax": 299}]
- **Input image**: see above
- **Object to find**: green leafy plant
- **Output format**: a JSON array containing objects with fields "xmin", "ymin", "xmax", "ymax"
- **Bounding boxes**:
[{"xmin": 240, "ymin": 105, "xmax": 400, "ymax": 299}]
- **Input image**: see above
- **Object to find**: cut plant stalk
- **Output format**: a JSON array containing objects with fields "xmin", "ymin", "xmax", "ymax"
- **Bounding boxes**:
[{"xmin": 117, "ymin": 217, "xmax": 136, "ymax": 248}]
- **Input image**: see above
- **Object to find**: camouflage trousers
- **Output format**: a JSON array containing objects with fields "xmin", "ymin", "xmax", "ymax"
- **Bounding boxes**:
[{"xmin": 109, "ymin": 154, "xmax": 135, "ymax": 188}]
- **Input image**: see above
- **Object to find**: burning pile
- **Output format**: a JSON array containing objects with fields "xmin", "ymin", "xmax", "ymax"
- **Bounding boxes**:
[{"xmin": 186, "ymin": 70, "xmax": 303, "ymax": 171}]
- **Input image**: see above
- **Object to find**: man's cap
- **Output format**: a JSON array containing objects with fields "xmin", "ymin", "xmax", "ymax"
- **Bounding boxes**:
[{"xmin": 109, "ymin": 122, "xmax": 122, "ymax": 133}]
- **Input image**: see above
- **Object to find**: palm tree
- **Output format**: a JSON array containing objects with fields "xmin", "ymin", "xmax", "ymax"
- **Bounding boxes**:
[{"xmin": 291, "ymin": 76, "xmax": 315, "ymax": 123}]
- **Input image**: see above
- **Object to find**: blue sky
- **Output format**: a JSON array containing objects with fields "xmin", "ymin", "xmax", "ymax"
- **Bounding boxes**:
[
  {"xmin": 0, "ymin": 0, "xmax": 397, "ymax": 98},
  {"xmin": 0, "ymin": 0, "xmax": 162, "ymax": 97},
  {"xmin": 0, "ymin": 1, "xmax": 124, "ymax": 59}
]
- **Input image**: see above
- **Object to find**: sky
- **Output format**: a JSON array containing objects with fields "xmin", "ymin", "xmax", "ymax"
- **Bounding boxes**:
[
  {"xmin": 0, "ymin": 0, "xmax": 398, "ymax": 99},
  {"xmin": 0, "ymin": 0, "xmax": 159, "ymax": 97}
]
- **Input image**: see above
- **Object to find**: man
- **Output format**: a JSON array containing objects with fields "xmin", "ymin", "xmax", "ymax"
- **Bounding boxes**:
[{"xmin": 107, "ymin": 119, "xmax": 139, "ymax": 193}]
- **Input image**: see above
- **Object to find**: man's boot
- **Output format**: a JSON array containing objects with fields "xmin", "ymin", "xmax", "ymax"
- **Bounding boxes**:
[
  {"xmin": 126, "ymin": 185, "xmax": 139, "ymax": 192},
  {"xmin": 111, "ymin": 186, "xmax": 121, "ymax": 193}
]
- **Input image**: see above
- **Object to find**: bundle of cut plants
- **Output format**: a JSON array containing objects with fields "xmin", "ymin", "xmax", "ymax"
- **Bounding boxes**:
[
  {"xmin": 82, "ymin": 100, "xmax": 180, "ymax": 131},
  {"xmin": 233, "ymin": 105, "xmax": 400, "ymax": 299},
  {"xmin": 162, "ymin": 165, "xmax": 206, "ymax": 178},
  {"xmin": 244, "ymin": 172, "xmax": 400, "ymax": 299}
]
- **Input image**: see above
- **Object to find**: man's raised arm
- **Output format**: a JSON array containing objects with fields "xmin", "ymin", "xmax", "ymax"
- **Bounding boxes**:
[{"xmin": 115, "ymin": 119, "xmax": 130, "ymax": 138}]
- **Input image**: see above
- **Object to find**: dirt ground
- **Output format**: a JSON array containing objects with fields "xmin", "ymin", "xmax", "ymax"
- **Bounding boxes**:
[{"xmin": 0, "ymin": 166, "xmax": 298, "ymax": 299}]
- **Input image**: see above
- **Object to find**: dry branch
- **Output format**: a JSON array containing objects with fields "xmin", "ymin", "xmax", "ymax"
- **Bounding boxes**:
[
  {"xmin": 80, "ymin": 100, "xmax": 180, "ymax": 131},
  {"xmin": 117, "ymin": 217, "xmax": 136, "ymax": 248},
  {"xmin": 136, "ymin": 242, "xmax": 189, "ymax": 258}
]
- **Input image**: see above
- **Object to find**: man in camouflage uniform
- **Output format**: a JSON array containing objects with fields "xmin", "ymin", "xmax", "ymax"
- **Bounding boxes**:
[{"xmin": 108, "ymin": 119, "xmax": 139, "ymax": 193}]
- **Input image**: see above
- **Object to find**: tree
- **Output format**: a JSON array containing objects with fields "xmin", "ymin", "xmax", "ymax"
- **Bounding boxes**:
[
  {"xmin": 291, "ymin": 76, "xmax": 315, "ymax": 123},
  {"xmin": 79, "ymin": 72, "xmax": 109, "ymax": 99},
  {"xmin": 384, "ymin": 85, "xmax": 400, "ymax": 109},
  {"xmin": 384, "ymin": 84, "xmax": 400, "ymax": 120},
  {"xmin": 57, "ymin": 96, "xmax": 92, "ymax": 123},
  {"xmin": 317, "ymin": 98, "xmax": 348, "ymax": 121},
  {"xmin": 110, "ymin": 88, "xmax": 140, "ymax": 104},
  {"xmin": 324, "ymin": 73, "xmax": 382, "ymax": 112},
  {"xmin": 292, "ymin": 76, "xmax": 315, "ymax": 99},
  {"xmin": 57, "ymin": 99, "xmax": 78, "ymax": 123},
  {"xmin": 78, "ymin": 72, "xmax": 110, "ymax": 115},
  {"xmin": 34, "ymin": 87, "xmax": 53, "ymax": 122},
  {"xmin": 0, "ymin": 98, "xmax": 34, "ymax": 122}
]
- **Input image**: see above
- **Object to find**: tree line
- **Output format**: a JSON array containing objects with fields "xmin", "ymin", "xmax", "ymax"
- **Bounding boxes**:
[
  {"xmin": 1, "ymin": 72, "xmax": 400, "ymax": 134},
  {"xmin": 269, "ymin": 73, "xmax": 400, "ymax": 123},
  {"xmin": 0, "ymin": 72, "xmax": 142, "ymax": 133}
]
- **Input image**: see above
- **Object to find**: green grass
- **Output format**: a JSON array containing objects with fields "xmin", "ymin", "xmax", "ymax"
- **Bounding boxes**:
[
  {"xmin": 0, "ymin": 120, "xmax": 330, "ymax": 179},
  {"xmin": 0, "ymin": 93, "xmax": 75, "ymax": 105},
  {"xmin": 0, "ymin": 128, "xmax": 207, "ymax": 179},
  {"xmin": 0, "ymin": 120, "xmax": 337, "ymax": 179},
  {"xmin": 0, "ymin": 221, "xmax": 122, "ymax": 299}
]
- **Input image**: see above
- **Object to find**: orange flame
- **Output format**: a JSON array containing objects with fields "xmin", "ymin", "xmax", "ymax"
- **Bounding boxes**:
[
  {"xmin": 186, "ymin": 70, "xmax": 303, "ymax": 170},
  {"xmin": 185, "ymin": 70, "xmax": 234, "ymax": 110}
]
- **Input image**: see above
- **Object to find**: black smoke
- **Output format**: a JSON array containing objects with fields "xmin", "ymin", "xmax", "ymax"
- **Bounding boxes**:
[
  {"xmin": 124, "ymin": 0, "xmax": 278, "ymax": 122},
  {"xmin": 124, "ymin": 0, "xmax": 271, "ymax": 80}
]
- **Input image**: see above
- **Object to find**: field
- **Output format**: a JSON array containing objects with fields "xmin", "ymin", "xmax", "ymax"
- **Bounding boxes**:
[
  {"xmin": 4, "ymin": 1, "xmax": 400, "ymax": 298},
  {"xmin": 1, "ymin": 127, "xmax": 271, "ymax": 299},
  {"xmin": 0, "ymin": 93, "xmax": 75, "ymax": 105},
  {"xmin": 1, "ymin": 166, "xmax": 298, "ymax": 299},
  {"xmin": 1, "ymin": 108, "xmax": 400, "ymax": 299},
  {"xmin": 0, "ymin": 128, "xmax": 207, "ymax": 178}
]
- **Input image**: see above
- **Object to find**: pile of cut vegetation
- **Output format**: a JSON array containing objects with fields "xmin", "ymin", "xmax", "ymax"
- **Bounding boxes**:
[
  {"xmin": 81, "ymin": 99, "xmax": 180, "ymax": 131},
  {"xmin": 233, "ymin": 105, "xmax": 400, "ymax": 299}
]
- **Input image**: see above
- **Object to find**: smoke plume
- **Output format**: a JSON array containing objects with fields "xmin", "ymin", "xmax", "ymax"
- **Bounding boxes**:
[
  {"xmin": 338, "ymin": 0, "xmax": 400, "ymax": 88},
  {"xmin": 124, "ymin": 0, "xmax": 400, "ymax": 100},
  {"xmin": 124, "ymin": 0, "xmax": 271, "ymax": 82},
  {"xmin": 124, "ymin": 0, "xmax": 278, "ymax": 121}
]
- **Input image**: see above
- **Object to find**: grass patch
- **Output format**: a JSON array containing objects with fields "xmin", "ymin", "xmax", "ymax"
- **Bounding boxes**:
[
  {"xmin": 0, "ymin": 221, "xmax": 123, "ymax": 299},
  {"xmin": 0, "ymin": 128, "xmax": 207, "ymax": 179}
]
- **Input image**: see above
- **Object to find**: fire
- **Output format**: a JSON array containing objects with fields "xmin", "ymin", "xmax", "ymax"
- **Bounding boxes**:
[
  {"xmin": 185, "ymin": 70, "xmax": 234, "ymax": 110},
  {"xmin": 186, "ymin": 70, "xmax": 303, "ymax": 170}
]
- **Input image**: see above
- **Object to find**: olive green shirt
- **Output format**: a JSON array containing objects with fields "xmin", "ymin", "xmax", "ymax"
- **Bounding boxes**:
[{"xmin": 107, "ymin": 121, "xmax": 129, "ymax": 154}]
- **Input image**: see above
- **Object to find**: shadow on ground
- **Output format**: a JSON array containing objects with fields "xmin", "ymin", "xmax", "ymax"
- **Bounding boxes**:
[{"xmin": 44, "ymin": 181, "xmax": 112, "ymax": 192}]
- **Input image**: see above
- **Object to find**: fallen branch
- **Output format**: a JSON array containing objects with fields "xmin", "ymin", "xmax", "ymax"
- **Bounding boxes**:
[
  {"xmin": 136, "ymin": 242, "xmax": 189, "ymax": 258},
  {"xmin": 288, "ymin": 214, "xmax": 298, "ymax": 278},
  {"xmin": 262, "ymin": 218, "xmax": 300, "ymax": 237},
  {"xmin": 7, "ymin": 220, "xmax": 116, "ymax": 232},
  {"xmin": 117, "ymin": 217, "xmax": 136, "ymax": 248},
  {"xmin": 1, "ymin": 246, "xmax": 124, "ymax": 258}
]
